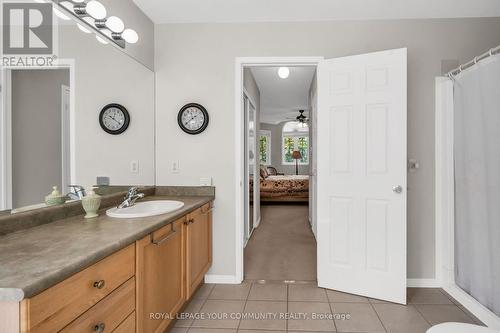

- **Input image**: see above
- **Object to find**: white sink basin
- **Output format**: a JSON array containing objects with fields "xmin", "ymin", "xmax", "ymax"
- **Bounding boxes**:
[{"xmin": 106, "ymin": 200, "xmax": 185, "ymax": 218}]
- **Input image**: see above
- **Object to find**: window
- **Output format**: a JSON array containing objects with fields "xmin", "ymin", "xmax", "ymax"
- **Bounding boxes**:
[
  {"xmin": 282, "ymin": 121, "xmax": 309, "ymax": 165},
  {"xmin": 259, "ymin": 130, "xmax": 271, "ymax": 165}
]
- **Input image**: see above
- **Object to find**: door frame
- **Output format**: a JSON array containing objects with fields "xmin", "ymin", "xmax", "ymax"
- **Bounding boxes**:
[
  {"xmin": 234, "ymin": 57, "xmax": 324, "ymax": 283},
  {"xmin": 61, "ymin": 84, "xmax": 71, "ymax": 193},
  {"xmin": 0, "ymin": 60, "xmax": 75, "ymax": 210},
  {"xmin": 242, "ymin": 87, "xmax": 258, "ymax": 245},
  {"xmin": 435, "ymin": 77, "xmax": 500, "ymax": 328}
]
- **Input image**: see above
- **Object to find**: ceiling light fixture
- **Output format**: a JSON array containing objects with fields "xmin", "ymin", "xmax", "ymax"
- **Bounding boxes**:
[{"xmin": 278, "ymin": 67, "xmax": 290, "ymax": 79}]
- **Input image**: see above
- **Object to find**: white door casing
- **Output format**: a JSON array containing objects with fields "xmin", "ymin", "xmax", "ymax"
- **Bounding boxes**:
[
  {"xmin": 317, "ymin": 49, "xmax": 407, "ymax": 304},
  {"xmin": 61, "ymin": 85, "xmax": 71, "ymax": 193}
]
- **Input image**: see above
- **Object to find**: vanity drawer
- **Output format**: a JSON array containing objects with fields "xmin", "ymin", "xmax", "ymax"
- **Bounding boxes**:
[
  {"xmin": 59, "ymin": 278, "xmax": 135, "ymax": 333},
  {"xmin": 113, "ymin": 311, "xmax": 136, "ymax": 333},
  {"xmin": 188, "ymin": 202, "xmax": 211, "ymax": 218},
  {"xmin": 22, "ymin": 244, "xmax": 135, "ymax": 333}
]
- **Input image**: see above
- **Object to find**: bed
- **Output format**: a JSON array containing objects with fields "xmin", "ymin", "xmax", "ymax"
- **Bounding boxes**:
[{"xmin": 250, "ymin": 170, "xmax": 309, "ymax": 202}]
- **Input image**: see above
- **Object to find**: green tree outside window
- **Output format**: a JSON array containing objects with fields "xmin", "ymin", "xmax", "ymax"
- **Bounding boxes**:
[{"xmin": 259, "ymin": 135, "xmax": 268, "ymax": 164}]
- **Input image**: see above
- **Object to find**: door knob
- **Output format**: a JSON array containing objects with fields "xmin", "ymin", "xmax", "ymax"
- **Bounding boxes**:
[{"xmin": 393, "ymin": 185, "xmax": 403, "ymax": 194}]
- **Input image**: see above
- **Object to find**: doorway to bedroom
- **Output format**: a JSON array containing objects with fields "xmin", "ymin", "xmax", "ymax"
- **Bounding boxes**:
[
  {"xmin": 236, "ymin": 50, "xmax": 407, "ymax": 304},
  {"xmin": 243, "ymin": 64, "xmax": 318, "ymax": 281}
]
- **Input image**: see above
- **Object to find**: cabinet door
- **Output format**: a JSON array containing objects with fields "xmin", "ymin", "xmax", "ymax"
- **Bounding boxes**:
[
  {"xmin": 185, "ymin": 203, "xmax": 213, "ymax": 298},
  {"xmin": 136, "ymin": 219, "xmax": 185, "ymax": 333}
]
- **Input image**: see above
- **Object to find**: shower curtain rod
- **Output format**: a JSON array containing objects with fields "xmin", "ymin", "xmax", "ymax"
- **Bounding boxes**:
[{"xmin": 448, "ymin": 45, "xmax": 500, "ymax": 77}]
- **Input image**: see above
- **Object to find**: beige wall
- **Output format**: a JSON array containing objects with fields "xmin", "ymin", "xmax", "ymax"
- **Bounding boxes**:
[
  {"xmin": 155, "ymin": 18, "xmax": 500, "ymax": 279},
  {"xmin": 59, "ymin": 25, "xmax": 155, "ymax": 188},
  {"xmin": 11, "ymin": 69, "xmax": 69, "ymax": 208}
]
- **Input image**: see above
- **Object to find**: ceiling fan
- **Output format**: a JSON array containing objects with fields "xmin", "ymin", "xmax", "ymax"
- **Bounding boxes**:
[
  {"xmin": 296, "ymin": 110, "xmax": 308, "ymax": 123},
  {"xmin": 284, "ymin": 109, "xmax": 310, "ymax": 122}
]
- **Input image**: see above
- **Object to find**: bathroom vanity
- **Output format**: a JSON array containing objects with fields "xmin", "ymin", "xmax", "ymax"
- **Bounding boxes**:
[{"xmin": 0, "ymin": 187, "xmax": 214, "ymax": 333}]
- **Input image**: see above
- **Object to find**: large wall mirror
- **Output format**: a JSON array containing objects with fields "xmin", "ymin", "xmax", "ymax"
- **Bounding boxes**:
[{"xmin": 0, "ymin": 10, "xmax": 155, "ymax": 214}]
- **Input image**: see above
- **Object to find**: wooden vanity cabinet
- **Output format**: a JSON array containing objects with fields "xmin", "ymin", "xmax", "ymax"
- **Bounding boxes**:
[
  {"xmin": 185, "ymin": 203, "xmax": 213, "ymax": 298},
  {"xmin": 136, "ymin": 219, "xmax": 185, "ymax": 333},
  {"xmin": 14, "ymin": 201, "xmax": 213, "ymax": 333}
]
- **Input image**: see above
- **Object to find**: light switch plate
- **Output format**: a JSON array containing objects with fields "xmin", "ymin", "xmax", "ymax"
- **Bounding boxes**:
[
  {"xmin": 199, "ymin": 177, "xmax": 212, "ymax": 186},
  {"xmin": 130, "ymin": 160, "xmax": 139, "ymax": 173},
  {"xmin": 171, "ymin": 161, "xmax": 180, "ymax": 174}
]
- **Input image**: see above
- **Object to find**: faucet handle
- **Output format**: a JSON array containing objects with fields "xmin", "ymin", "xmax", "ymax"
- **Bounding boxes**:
[
  {"xmin": 68, "ymin": 185, "xmax": 84, "ymax": 191},
  {"xmin": 126, "ymin": 187, "xmax": 139, "ymax": 197}
]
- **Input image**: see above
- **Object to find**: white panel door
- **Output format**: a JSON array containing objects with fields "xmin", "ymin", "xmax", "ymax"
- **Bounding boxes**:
[{"xmin": 317, "ymin": 48, "xmax": 407, "ymax": 304}]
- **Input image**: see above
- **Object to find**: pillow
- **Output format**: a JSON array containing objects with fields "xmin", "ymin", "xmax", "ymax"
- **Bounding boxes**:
[{"xmin": 260, "ymin": 165, "xmax": 269, "ymax": 179}]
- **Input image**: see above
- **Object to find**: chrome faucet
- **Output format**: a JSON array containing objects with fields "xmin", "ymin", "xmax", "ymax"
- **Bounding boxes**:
[
  {"xmin": 118, "ymin": 187, "xmax": 145, "ymax": 209},
  {"xmin": 67, "ymin": 185, "xmax": 86, "ymax": 200}
]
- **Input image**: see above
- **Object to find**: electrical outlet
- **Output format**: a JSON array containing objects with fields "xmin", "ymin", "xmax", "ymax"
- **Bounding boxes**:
[
  {"xmin": 199, "ymin": 177, "xmax": 212, "ymax": 186},
  {"xmin": 130, "ymin": 160, "xmax": 139, "ymax": 173},
  {"xmin": 171, "ymin": 161, "xmax": 180, "ymax": 174}
]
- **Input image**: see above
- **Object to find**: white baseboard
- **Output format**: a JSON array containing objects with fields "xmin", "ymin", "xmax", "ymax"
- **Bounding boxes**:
[
  {"xmin": 204, "ymin": 274, "xmax": 240, "ymax": 284},
  {"xmin": 407, "ymin": 278, "xmax": 441, "ymax": 288},
  {"xmin": 443, "ymin": 284, "xmax": 500, "ymax": 329}
]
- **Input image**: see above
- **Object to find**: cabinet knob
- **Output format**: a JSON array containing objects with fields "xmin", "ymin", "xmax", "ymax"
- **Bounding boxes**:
[
  {"xmin": 184, "ymin": 218, "xmax": 194, "ymax": 225},
  {"xmin": 93, "ymin": 280, "xmax": 105, "ymax": 289},
  {"xmin": 93, "ymin": 323, "xmax": 105, "ymax": 333}
]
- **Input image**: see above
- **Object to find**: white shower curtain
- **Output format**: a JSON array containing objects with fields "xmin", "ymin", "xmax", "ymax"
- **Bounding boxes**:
[{"xmin": 454, "ymin": 54, "xmax": 500, "ymax": 317}]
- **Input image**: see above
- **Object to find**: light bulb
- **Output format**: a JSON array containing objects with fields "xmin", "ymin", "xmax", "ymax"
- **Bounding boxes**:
[
  {"xmin": 53, "ymin": 7, "xmax": 70, "ymax": 20},
  {"xmin": 86, "ymin": 0, "xmax": 106, "ymax": 20},
  {"xmin": 95, "ymin": 35, "xmax": 108, "ymax": 45},
  {"xmin": 278, "ymin": 67, "xmax": 290, "ymax": 79},
  {"xmin": 121, "ymin": 29, "xmax": 138, "ymax": 44},
  {"xmin": 106, "ymin": 16, "xmax": 124, "ymax": 33},
  {"xmin": 77, "ymin": 23, "xmax": 91, "ymax": 33}
]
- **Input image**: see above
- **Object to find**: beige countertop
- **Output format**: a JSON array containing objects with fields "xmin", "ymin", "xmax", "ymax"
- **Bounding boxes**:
[{"xmin": 0, "ymin": 195, "xmax": 214, "ymax": 302}]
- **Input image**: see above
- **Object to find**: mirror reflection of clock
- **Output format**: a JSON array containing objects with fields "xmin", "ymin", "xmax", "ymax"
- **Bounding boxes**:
[{"xmin": 99, "ymin": 104, "xmax": 130, "ymax": 135}]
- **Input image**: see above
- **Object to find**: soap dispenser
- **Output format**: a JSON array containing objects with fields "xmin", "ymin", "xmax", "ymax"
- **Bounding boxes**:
[
  {"xmin": 45, "ymin": 186, "xmax": 66, "ymax": 206},
  {"xmin": 82, "ymin": 186, "xmax": 101, "ymax": 219}
]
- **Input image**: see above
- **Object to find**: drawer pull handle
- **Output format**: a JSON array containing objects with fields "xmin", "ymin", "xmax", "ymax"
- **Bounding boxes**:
[
  {"xmin": 184, "ymin": 218, "xmax": 194, "ymax": 225},
  {"xmin": 93, "ymin": 280, "xmax": 105, "ymax": 289},
  {"xmin": 93, "ymin": 323, "xmax": 105, "ymax": 333},
  {"xmin": 153, "ymin": 226, "xmax": 177, "ymax": 245}
]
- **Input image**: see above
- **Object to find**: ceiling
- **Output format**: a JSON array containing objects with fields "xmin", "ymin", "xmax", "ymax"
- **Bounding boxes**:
[
  {"xmin": 250, "ymin": 66, "xmax": 316, "ymax": 125},
  {"xmin": 133, "ymin": 0, "xmax": 500, "ymax": 24}
]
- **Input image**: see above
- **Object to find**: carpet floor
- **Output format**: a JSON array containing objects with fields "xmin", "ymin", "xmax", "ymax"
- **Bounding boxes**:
[{"xmin": 244, "ymin": 204, "xmax": 317, "ymax": 281}]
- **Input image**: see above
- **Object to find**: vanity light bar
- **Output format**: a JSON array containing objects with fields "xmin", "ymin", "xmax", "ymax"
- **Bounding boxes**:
[{"xmin": 52, "ymin": 0, "xmax": 139, "ymax": 49}]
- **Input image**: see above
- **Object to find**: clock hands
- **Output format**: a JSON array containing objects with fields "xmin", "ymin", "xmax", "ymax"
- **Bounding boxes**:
[
  {"xmin": 184, "ymin": 113, "xmax": 199, "ymax": 126},
  {"xmin": 108, "ymin": 114, "xmax": 122, "ymax": 126}
]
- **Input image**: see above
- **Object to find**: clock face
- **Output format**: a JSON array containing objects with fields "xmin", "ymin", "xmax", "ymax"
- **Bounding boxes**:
[
  {"xmin": 99, "ymin": 104, "xmax": 130, "ymax": 135},
  {"xmin": 181, "ymin": 106, "xmax": 205, "ymax": 131},
  {"xmin": 178, "ymin": 103, "xmax": 209, "ymax": 135}
]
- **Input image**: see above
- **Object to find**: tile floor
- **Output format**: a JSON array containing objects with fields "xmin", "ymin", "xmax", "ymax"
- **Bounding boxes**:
[{"xmin": 169, "ymin": 281, "xmax": 483, "ymax": 333}]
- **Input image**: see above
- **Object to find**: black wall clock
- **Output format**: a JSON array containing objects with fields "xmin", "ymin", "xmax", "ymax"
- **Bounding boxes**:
[
  {"xmin": 177, "ymin": 103, "xmax": 209, "ymax": 135},
  {"xmin": 99, "ymin": 103, "xmax": 130, "ymax": 135}
]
